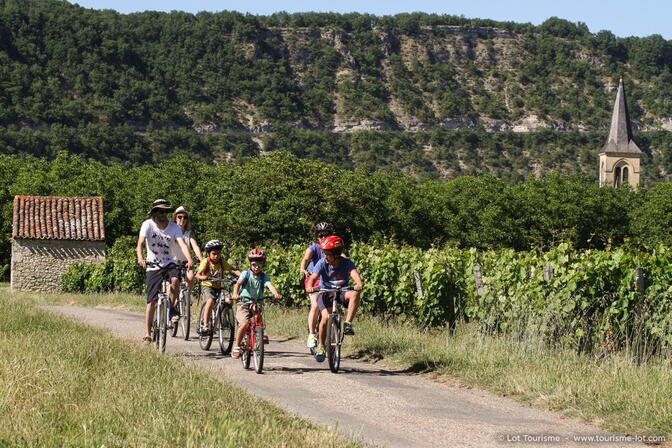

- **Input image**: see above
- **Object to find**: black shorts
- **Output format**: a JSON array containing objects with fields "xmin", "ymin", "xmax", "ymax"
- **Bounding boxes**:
[
  {"xmin": 317, "ymin": 290, "xmax": 347, "ymax": 312},
  {"xmin": 146, "ymin": 267, "xmax": 179, "ymax": 303}
]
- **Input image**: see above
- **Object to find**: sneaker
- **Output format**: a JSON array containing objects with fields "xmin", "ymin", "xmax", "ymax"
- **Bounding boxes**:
[
  {"xmin": 344, "ymin": 322, "xmax": 355, "ymax": 335},
  {"xmin": 315, "ymin": 345, "xmax": 326, "ymax": 363},
  {"xmin": 307, "ymin": 334, "xmax": 318, "ymax": 348},
  {"xmin": 231, "ymin": 347, "xmax": 241, "ymax": 359},
  {"xmin": 198, "ymin": 325, "xmax": 211, "ymax": 336},
  {"xmin": 170, "ymin": 307, "xmax": 179, "ymax": 322}
]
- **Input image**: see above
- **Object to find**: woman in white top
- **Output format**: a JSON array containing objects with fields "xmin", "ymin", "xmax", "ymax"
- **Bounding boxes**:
[{"xmin": 172, "ymin": 206, "xmax": 203, "ymax": 289}]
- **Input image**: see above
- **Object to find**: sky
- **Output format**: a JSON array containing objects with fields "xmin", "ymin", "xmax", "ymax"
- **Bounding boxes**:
[{"xmin": 71, "ymin": 0, "xmax": 671, "ymax": 40}]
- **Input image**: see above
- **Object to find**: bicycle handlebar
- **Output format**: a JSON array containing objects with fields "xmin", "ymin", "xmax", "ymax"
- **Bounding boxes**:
[
  {"xmin": 230, "ymin": 295, "xmax": 282, "ymax": 302},
  {"xmin": 316, "ymin": 286, "xmax": 354, "ymax": 292},
  {"xmin": 202, "ymin": 277, "xmax": 237, "ymax": 283},
  {"xmin": 146, "ymin": 261, "xmax": 187, "ymax": 269}
]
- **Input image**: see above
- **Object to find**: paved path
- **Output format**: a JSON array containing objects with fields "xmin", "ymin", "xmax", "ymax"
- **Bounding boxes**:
[{"xmin": 45, "ymin": 306, "xmax": 647, "ymax": 448}]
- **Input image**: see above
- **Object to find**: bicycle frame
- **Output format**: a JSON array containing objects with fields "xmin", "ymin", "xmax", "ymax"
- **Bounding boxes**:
[
  {"xmin": 147, "ymin": 261, "xmax": 182, "ymax": 352},
  {"xmin": 198, "ymin": 277, "xmax": 236, "ymax": 353},
  {"xmin": 173, "ymin": 265, "xmax": 191, "ymax": 340},
  {"xmin": 316, "ymin": 287, "xmax": 351, "ymax": 373},
  {"xmin": 246, "ymin": 301, "xmax": 264, "ymax": 348},
  {"xmin": 239, "ymin": 296, "xmax": 275, "ymax": 373}
]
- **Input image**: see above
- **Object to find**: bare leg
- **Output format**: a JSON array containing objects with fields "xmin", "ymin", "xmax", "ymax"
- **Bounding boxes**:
[
  {"xmin": 145, "ymin": 301, "xmax": 157, "ymax": 338},
  {"xmin": 235, "ymin": 322, "xmax": 249, "ymax": 347},
  {"xmin": 318, "ymin": 309, "xmax": 330, "ymax": 345},
  {"xmin": 345, "ymin": 290, "xmax": 360, "ymax": 323},
  {"xmin": 307, "ymin": 293, "xmax": 319, "ymax": 333},
  {"xmin": 169, "ymin": 277, "xmax": 179, "ymax": 308},
  {"xmin": 203, "ymin": 298, "xmax": 215, "ymax": 326}
]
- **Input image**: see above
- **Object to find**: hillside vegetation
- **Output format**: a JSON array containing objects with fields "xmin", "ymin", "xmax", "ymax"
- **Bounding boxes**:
[
  {"xmin": 1, "ymin": 1, "xmax": 672, "ymax": 182},
  {"xmin": 4, "ymin": 152, "xmax": 672, "ymax": 277}
]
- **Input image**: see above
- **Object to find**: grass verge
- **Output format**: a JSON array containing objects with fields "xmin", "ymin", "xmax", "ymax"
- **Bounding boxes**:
[
  {"xmin": 19, "ymin": 290, "xmax": 672, "ymax": 439},
  {"xmin": 262, "ymin": 306, "xmax": 671, "ymax": 439},
  {"xmin": 0, "ymin": 291, "xmax": 358, "ymax": 447}
]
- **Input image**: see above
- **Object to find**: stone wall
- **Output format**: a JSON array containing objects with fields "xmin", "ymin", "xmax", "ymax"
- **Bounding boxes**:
[{"xmin": 10, "ymin": 239, "xmax": 106, "ymax": 292}]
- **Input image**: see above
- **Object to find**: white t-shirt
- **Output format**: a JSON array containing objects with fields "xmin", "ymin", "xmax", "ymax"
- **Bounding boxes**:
[
  {"xmin": 139, "ymin": 219, "xmax": 184, "ymax": 270},
  {"xmin": 176, "ymin": 229, "xmax": 195, "ymax": 262}
]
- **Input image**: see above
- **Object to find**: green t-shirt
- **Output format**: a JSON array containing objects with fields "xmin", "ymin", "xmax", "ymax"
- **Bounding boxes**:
[{"xmin": 238, "ymin": 270, "xmax": 271, "ymax": 302}]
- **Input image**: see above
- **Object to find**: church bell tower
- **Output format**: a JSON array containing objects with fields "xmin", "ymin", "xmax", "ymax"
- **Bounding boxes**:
[{"xmin": 599, "ymin": 76, "xmax": 642, "ymax": 188}]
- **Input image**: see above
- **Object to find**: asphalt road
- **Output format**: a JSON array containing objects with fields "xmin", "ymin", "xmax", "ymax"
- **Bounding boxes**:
[{"xmin": 45, "ymin": 306, "xmax": 646, "ymax": 448}]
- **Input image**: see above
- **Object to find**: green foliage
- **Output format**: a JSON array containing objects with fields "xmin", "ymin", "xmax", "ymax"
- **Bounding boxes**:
[
  {"xmin": 61, "ymin": 262, "xmax": 95, "ymax": 293},
  {"xmin": 629, "ymin": 183, "xmax": 672, "ymax": 247},
  {"xmin": 62, "ymin": 239, "xmax": 672, "ymax": 359},
  {"xmin": 3, "ymin": 151, "xmax": 672, "ymax": 271},
  {"xmin": 1, "ymin": 1, "xmax": 672, "ymax": 183},
  {"xmin": 83, "ymin": 260, "xmax": 114, "ymax": 293},
  {"xmin": 2, "ymin": 2, "xmax": 672, "ymax": 189}
]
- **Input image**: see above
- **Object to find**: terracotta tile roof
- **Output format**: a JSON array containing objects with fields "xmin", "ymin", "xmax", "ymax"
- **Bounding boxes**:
[{"xmin": 12, "ymin": 196, "xmax": 105, "ymax": 241}]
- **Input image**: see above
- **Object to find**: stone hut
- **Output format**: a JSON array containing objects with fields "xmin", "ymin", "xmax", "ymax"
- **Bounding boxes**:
[{"xmin": 11, "ymin": 196, "xmax": 106, "ymax": 292}]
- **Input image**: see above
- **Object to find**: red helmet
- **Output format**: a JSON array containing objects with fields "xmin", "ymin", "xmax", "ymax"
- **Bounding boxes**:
[
  {"xmin": 247, "ymin": 248, "xmax": 267, "ymax": 261},
  {"xmin": 319, "ymin": 235, "xmax": 343, "ymax": 253}
]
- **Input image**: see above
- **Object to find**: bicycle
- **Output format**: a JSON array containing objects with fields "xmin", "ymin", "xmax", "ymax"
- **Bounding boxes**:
[
  {"xmin": 147, "ymin": 261, "xmax": 181, "ymax": 353},
  {"xmin": 198, "ymin": 277, "xmax": 236, "ymax": 354},
  {"xmin": 171, "ymin": 264, "xmax": 192, "ymax": 340},
  {"xmin": 237, "ymin": 295, "xmax": 279, "ymax": 374},
  {"xmin": 315, "ymin": 286, "xmax": 352, "ymax": 373}
]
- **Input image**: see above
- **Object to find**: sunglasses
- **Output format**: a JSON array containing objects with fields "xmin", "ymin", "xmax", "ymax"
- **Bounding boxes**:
[
  {"xmin": 251, "ymin": 261, "xmax": 265, "ymax": 268},
  {"xmin": 176, "ymin": 215, "xmax": 188, "ymax": 220},
  {"xmin": 317, "ymin": 233, "xmax": 330, "ymax": 238}
]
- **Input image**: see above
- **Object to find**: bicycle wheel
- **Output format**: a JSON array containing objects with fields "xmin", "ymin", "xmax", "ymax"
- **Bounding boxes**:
[
  {"xmin": 241, "ymin": 332, "xmax": 251, "ymax": 369},
  {"xmin": 218, "ymin": 305, "xmax": 235, "ymax": 355},
  {"xmin": 170, "ymin": 297, "xmax": 180, "ymax": 338},
  {"xmin": 151, "ymin": 315, "xmax": 159, "ymax": 347},
  {"xmin": 198, "ymin": 301, "xmax": 214, "ymax": 350},
  {"xmin": 253, "ymin": 326, "xmax": 265, "ymax": 374},
  {"xmin": 326, "ymin": 314, "xmax": 341, "ymax": 373},
  {"xmin": 157, "ymin": 297, "xmax": 168, "ymax": 353},
  {"xmin": 180, "ymin": 289, "xmax": 191, "ymax": 340}
]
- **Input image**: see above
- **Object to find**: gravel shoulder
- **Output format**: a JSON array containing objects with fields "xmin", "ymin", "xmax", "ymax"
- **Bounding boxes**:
[{"xmin": 44, "ymin": 305, "xmax": 646, "ymax": 448}]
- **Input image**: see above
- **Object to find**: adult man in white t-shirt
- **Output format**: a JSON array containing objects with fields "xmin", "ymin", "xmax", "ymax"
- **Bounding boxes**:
[{"xmin": 136, "ymin": 199, "xmax": 194, "ymax": 342}]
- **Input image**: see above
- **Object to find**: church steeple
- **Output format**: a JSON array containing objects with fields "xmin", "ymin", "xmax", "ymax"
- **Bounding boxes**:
[
  {"xmin": 602, "ymin": 76, "xmax": 642, "ymax": 154},
  {"xmin": 599, "ymin": 76, "xmax": 642, "ymax": 188}
]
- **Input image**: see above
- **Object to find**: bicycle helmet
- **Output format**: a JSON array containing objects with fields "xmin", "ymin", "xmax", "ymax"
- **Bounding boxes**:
[
  {"xmin": 315, "ymin": 222, "xmax": 335, "ymax": 235},
  {"xmin": 319, "ymin": 235, "xmax": 343, "ymax": 254},
  {"xmin": 247, "ymin": 248, "xmax": 267, "ymax": 261},
  {"xmin": 204, "ymin": 240, "xmax": 224, "ymax": 252}
]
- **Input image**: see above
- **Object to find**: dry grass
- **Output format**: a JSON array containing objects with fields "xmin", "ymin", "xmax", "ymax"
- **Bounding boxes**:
[{"xmin": 0, "ymin": 291, "xmax": 359, "ymax": 448}]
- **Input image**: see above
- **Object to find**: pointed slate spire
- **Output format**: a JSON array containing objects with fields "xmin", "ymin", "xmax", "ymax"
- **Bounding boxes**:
[{"xmin": 601, "ymin": 76, "xmax": 642, "ymax": 154}]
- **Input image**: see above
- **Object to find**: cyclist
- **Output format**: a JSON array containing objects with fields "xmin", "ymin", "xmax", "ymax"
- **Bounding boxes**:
[
  {"xmin": 299, "ymin": 222, "xmax": 334, "ymax": 350},
  {"xmin": 229, "ymin": 249, "xmax": 282, "ymax": 359},
  {"xmin": 172, "ymin": 206, "xmax": 204, "ymax": 290},
  {"xmin": 136, "ymin": 199, "xmax": 194, "ymax": 342},
  {"xmin": 195, "ymin": 240, "xmax": 240, "ymax": 335},
  {"xmin": 305, "ymin": 236, "xmax": 363, "ymax": 362}
]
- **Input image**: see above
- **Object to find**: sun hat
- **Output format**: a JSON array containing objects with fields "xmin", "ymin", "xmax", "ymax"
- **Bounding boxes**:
[
  {"xmin": 174, "ymin": 206, "xmax": 188, "ymax": 215},
  {"xmin": 147, "ymin": 199, "xmax": 174, "ymax": 216}
]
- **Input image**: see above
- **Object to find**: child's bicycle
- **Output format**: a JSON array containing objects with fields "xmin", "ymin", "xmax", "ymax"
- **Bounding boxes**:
[
  {"xmin": 237, "ymin": 295, "xmax": 280, "ymax": 374},
  {"xmin": 198, "ymin": 277, "xmax": 236, "ymax": 355},
  {"xmin": 315, "ymin": 286, "xmax": 352, "ymax": 373},
  {"xmin": 171, "ymin": 263, "xmax": 192, "ymax": 340},
  {"xmin": 147, "ymin": 261, "xmax": 182, "ymax": 353}
]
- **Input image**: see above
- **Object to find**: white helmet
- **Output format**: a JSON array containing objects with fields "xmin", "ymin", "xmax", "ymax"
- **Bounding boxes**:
[{"xmin": 204, "ymin": 240, "xmax": 224, "ymax": 252}]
